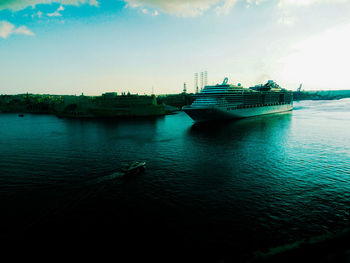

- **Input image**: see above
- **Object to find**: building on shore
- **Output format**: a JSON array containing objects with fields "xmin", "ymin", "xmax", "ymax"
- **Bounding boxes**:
[
  {"xmin": 58, "ymin": 93, "xmax": 166, "ymax": 118},
  {"xmin": 0, "ymin": 93, "xmax": 166, "ymax": 118}
]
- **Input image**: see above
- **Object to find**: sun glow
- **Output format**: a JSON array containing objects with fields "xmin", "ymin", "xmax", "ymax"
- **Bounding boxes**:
[{"xmin": 279, "ymin": 23, "xmax": 350, "ymax": 90}]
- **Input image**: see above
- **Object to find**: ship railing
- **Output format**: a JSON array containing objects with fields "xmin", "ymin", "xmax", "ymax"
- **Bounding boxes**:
[
  {"xmin": 186, "ymin": 101, "xmax": 291, "ymax": 111},
  {"xmin": 228, "ymin": 102, "xmax": 290, "ymax": 110}
]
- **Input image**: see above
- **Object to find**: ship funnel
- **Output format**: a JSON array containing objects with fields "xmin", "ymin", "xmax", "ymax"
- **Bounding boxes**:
[{"xmin": 222, "ymin": 78, "xmax": 228, "ymax": 85}]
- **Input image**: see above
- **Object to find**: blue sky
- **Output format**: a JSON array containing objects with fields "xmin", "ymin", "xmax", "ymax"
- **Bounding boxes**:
[{"xmin": 1, "ymin": 0, "xmax": 350, "ymax": 95}]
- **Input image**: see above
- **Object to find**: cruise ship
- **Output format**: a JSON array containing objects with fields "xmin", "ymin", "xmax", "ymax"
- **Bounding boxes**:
[{"xmin": 183, "ymin": 78, "xmax": 293, "ymax": 122}]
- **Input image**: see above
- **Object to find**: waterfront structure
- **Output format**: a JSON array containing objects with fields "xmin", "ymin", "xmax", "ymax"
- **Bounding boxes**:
[
  {"xmin": 0, "ymin": 93, "xmax": 166, "ymax": 117},
  {"xmin": 59, "ymin": 93, "xmax": 166, "ymax": 118},
  {"xmin": 183, "ymin": 78, "xmax": 293, "ymax": 122},
  {"xmin": 200, "ymin": 72, "xmax": 204, "ymax": 91},
  {"xmin": 195, "ymin": 71, "xmax": 208, "ymax": 93}
]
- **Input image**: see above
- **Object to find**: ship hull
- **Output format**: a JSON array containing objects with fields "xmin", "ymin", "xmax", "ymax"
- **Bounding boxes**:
[{"xmin": 183, "ymin": 104, "xmax": 293, "ymax": 122}]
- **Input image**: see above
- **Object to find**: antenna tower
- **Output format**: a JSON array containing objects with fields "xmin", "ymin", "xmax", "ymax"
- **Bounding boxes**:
[{"xmin": 200, "ymin": 72, "xmax": 204, "ymax": 91}]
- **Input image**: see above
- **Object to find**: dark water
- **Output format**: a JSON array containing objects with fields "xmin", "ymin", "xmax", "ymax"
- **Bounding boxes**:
[{"xmin": 1, "ymin": 100, "xmax": 350, "ymax": 260}]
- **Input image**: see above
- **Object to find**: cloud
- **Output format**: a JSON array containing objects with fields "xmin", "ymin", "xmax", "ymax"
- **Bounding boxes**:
[
  {"xmin": 0, "ymin": 0, "xmax": 98, "ymax": 11},
  {"xmin": 125, "ymin": 0, "xmax": 237, "ymax": 17},
  {"xmin": 124, "ymin": 0, "xmax": 271, "ymax": 17},
  {"xmin": 14, "ymin": 25, "xmax": 35, "ymax": 35},
  {"xmin": 36, "ymin": 10, "xmax": 43, "ymax": 18},
  {"xmin": 216, "ymin": 0, "xmax": 238, "ymax": 15},
  {"xmin": 276, "ymin": 0, "xmax": 349, "ymax": 26},
  {"xmin": 140, "ymin": 7, "xmax": 159, "ymax": 16},
  {"xmin": 0, "ymin": 21, "xmax": 34, "ymax": 38},
  {"xmin": 47, "ymin": 5, "xmax": 65, "ymax": 17},
  {"xmin": 125, "ymin": 0, "xmax": 350, "ymax": 18},
  {"xmin": 277, "ymin": 0, "xmax": 348, "ymax": 8},
  {"xmin": 246, "ymin": 0, "xmax": 266, "ymax": 6},
  {"xmin": 0, "ymin": 21, "xmax": 13, "ymax": 38},
  {"xmin": 278, "ymin": 16, "xmax": 295, "ymax": 26}
]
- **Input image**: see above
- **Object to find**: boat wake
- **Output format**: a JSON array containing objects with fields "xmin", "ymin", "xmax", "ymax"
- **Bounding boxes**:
[{"xmin": 88, "ymin": 171, "xmax": 124, "ymax": 184}]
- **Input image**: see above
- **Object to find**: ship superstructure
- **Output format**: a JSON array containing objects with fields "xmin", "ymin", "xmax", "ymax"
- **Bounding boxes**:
[{"xmin": 183, "ymin": 78, "xmax": 293, "ymax": 122}]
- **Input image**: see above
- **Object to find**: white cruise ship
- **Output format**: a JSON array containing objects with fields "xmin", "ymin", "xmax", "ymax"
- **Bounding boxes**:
[{"xmin": 183, "ymin": 78, "xmax": 293, "ymax": 122}]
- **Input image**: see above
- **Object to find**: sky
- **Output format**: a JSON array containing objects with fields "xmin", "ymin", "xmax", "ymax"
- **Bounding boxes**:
[{"xmin": 1, "ymin": 0, "xmax": 350, "ymax": 95}]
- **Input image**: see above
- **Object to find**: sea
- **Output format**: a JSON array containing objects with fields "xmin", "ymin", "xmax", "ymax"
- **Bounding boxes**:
[{"xmin": 1, "ymin": 99, "xmax": 350, "ymax": 261}]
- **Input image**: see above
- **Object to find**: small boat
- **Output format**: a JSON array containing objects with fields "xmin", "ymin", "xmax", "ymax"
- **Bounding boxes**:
[
  {"xmin": 18, "ymin": 114, "xmax": 24, "ymax": 117},
  {"xmin": 121, "ymin": 161, "xmax": 146, "ymax": 176}
]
